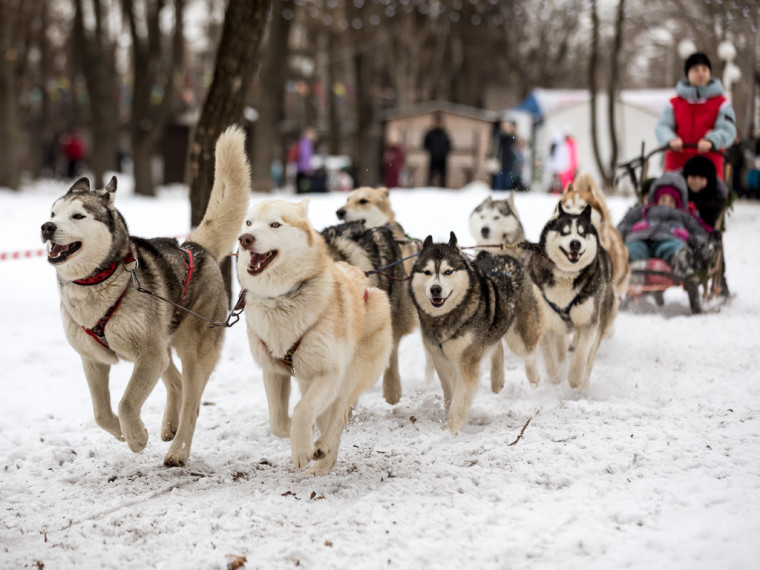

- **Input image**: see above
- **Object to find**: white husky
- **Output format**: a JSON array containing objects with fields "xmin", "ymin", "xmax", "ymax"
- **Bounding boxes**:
[{"xmin": 236, "ymin": 199, "xmax": 393, "ymax": 476}]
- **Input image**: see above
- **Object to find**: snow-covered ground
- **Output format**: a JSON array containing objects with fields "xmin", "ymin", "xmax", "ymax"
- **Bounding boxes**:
[{"xmin": 1, "ymin": 179, "xmax": 759, "ymax": 570}]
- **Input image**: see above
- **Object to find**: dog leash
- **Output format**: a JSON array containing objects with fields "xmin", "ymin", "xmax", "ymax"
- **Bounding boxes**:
[
  {"xmin": 127, "ymin": 254, "xmax": 245, "ymax": 329},
  {"xmin": 364, "ymin": 252, "xmax": 419, "ymax": 281}
]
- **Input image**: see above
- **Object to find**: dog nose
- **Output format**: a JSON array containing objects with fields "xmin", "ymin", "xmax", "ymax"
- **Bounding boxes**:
[
  {"xmin": 430, "ymin": 284, "xmax": 442, "ymax": 297},
  {"xmin": 41, "ymin": 222, "xmax": 57, "ymax": 240},
  {"xmin": 238, "ymin": 233, "xmax": 255, "ymax": 251},
  {"xmin": 480, "ymin": 227, "xmax": 490, "ymax": 238},
  {"xmin": 336, "ymin": 208, "xmax": 346, "ymax": 220},
  {"xmin": 569, "ymin": 239, "xmax": 581, "ymax": 252}
]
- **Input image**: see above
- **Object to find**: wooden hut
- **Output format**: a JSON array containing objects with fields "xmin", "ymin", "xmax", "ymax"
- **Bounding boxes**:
[{"xmin": 382, "ymin": 101, "xmax": 500, "ymax": 189}]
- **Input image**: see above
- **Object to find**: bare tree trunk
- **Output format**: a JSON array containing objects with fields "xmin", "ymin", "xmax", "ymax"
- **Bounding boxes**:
[
  {"xmin": 123, "ymin": 0, "xmax": 185, "ymax": 197},
  {"xmin": 251, "ymin": 0, "xmax": 293, "ymax": 193},
  {"xmin": 589, "ymin": 0, "xmax": 604, "ymax": 187},
  {"xmin": 605, "ymin": 0, "xmax": 625, "ymax": 191},
  {"xmin": 188, "ymin": 0, "xmax": 271, "ymax": 303},
  {"xmin": 0, "ymin": 0, "xmax": 21, "ymax": 190},
  {"xmin": 73, "ymin": 0, "xmax": 118, "ymax": 188}
]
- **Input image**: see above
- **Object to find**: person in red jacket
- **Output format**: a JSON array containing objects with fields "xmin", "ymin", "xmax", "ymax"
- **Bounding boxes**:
[{"xmin": 655, "ymin": 52, "xmax": 736, "ymax": 180}]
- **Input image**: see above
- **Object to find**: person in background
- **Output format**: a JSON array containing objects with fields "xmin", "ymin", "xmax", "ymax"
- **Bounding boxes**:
[
  {"xmin": 545, "ymin": 129, "xmax": 568, "ymax": 194},
  {"xmin": 423, "ymin": 112, "xmax": 451, "ymax": 188},
  {"xmin": 681, "ymin": 154, "xmax": 729, "ymax": 230},
  {"xmin": 382, "ymin": 131, "xmax": 405, "ymax": 189},
  {"xmin": 617, "ymin": 172, "xmax": 711, "ymax": 280},
  {"xmin": 490, "ymin": 119, "xmax": 519, "ymax": 191},
  {"xmin": 559, "ymin": 126, "xmax": 578, "ymax": 190},
  {"xmin": 655, "ymin": 51, "xmax": 736, "ymax": 180},
  {"xmin": 295, "ymin": 127, "xmax": 318, "ymax": 194},
  {"xmin": 61, "ymin": 127, "xmax": 86, "ymax": 179}
]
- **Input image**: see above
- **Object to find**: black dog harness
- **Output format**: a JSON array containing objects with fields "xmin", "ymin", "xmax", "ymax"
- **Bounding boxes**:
[{"xmin": 541, "ymin": 290, "xmax": 583, "ymax": 325}]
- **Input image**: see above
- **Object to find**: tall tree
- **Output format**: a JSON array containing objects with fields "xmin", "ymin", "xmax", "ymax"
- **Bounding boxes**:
[
  {"xmin": 73, "ymin": 0, "xmax": 119, "ymax": 188},
  {"xmin": 589, "ymin": 0, "xmax": 625, "ymax": 190},
  {"xmin": 0, "ymin": 0, "xmax": 23, "ymax": 189},
  {"xmin": 188, "ymin": 0, "xmax": 271, "ymax": 300},
  {"xmin": 122, "ymin": 0, "xmax": 185, "ymax": 196},
  {"xmin": 251, "ymin": 0, "xmax": 294, "ymax": 193}
]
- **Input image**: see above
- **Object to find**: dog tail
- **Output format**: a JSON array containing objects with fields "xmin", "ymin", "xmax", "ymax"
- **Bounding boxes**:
[{"xmin": 188, "ymin": 125, "xmax": 251, "ymax": 262}]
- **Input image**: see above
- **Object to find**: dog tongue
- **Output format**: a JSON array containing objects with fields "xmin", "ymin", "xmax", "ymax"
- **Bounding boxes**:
[
  {"xmin": 50, "ymin": 243, "xmax": 70, "ymax": 255},
  {"xmin": 250, "ymin": 252, "xmax": 268, "ymax": 266}
]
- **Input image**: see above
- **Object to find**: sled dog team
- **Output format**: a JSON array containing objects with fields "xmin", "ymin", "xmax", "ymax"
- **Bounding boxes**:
[{"xmin": 41, "ymin": 127, "xmax": 623, "ymax": 476}]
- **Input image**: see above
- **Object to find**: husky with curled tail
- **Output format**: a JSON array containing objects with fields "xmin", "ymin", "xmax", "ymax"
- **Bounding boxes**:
[
  {"xmin": 40, "ymin": 126, "xmax": 251, "ymax": 466},
  {"xmin": 526, "ymin": 203, "xmax": 617, "ymax": 391}
]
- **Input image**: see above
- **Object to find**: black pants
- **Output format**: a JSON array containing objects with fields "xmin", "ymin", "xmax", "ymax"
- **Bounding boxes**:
[{"xmin": 427, "ymin": 159, "xmax": 447, "ymax": 188}]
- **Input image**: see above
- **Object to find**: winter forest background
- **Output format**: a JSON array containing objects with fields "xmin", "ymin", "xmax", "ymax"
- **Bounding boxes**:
[{"xmin": 1, "ymin": 0, "xmax": 760, "ymax": 208}]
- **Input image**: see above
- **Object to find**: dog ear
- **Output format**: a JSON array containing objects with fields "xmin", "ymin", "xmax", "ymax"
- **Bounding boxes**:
[
  {"xmin": 448, "ymin": 231, "xmax": 458, "ymax": 248},
  {"xmin": 423, "ymin": 235, "xmax": 433, "ymax": 249},
  {"xmin": 67, "ymin": 177, "xmax": 91, "ymax": 195},
  {"xmin": 557, "ymin": 201, "xmax": 566, "ymax": 216},
  {"xmin": 379, "ymin": 187, "xmax": 389, "ymax": 198},
  {"xmin": 580, "ymin": 204, "xmax": 593, "ymax": 221},
  {"xmin": 297, "ymin": 198, "xmax": 310, "ymax": 215}
]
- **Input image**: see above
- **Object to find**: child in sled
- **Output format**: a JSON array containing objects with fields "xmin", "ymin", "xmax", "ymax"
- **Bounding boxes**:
[{"xmin": 617, "ymin": 172, "xmax": 712, "ymax": 281}]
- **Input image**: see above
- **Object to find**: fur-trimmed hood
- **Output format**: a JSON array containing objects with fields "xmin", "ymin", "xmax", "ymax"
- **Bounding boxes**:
[{"xmin": 648, "ymin": 172, "xmax": 689, "ymax": 211}]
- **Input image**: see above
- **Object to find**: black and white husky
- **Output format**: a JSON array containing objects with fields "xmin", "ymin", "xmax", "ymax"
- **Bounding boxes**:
[
  {"xmin": 40, "ymin": 126, "xmax": 251, "ymax": 466},
  {"xmin": 409, "ymin": 233, "xmax": 544, "ymax": 434},
  {"xmin": 526, "ymin": 203, "xmax": 617, "ymax": 391}
]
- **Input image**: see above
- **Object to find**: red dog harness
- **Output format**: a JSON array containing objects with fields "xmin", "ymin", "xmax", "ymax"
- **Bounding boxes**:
[{"xmin": 81, "ymin": 247, "xmax": 194, "ymax": 349}]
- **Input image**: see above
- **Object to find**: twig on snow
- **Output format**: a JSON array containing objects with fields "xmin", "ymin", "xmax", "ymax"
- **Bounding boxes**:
[{"xmin": 508, "ymin": 409, "xmax": 540, "ymax": 446}]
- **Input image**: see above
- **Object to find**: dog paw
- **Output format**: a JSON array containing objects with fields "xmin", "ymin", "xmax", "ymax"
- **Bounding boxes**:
[
  {"xmin": 161, "ymin": 423, "xmax": 177, "ymax": 442},
  {"xmin": 445, "ymin": 418, "xmax": 464, "ymax": 436},
  {"xmin": 122, "ymin": 422, "xmax": 148, "ymax": 453},
  {"xmin": 383, "ymin": 374, "xmax": 402, "ymax": 405},
  {"xmin": 163, "ymin": 445, "xmax": 189, "ymax": 468},
  {"xmin": 291, "ymin": 439, "xmax": 315, "ymax": 470},
  {"xmin": 490, "ymin": 375, "xmax": 505, "ymax": 394}
]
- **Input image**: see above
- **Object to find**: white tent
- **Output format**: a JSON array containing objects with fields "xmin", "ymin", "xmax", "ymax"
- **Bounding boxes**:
[{"xmin": 516, "ymin": 88, "xmax": 675, "ymax": 191}]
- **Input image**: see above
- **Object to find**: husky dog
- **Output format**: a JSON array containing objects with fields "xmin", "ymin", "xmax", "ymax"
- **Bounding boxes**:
[
  {"xmin": 559, "ymin": 172, "xmax": 630, "ymax": 299},
  {"xmin": 320, "ymin": 222, "xmax": 416, "ymax": 405},
  {"xmin": 409, "ymin": 233, "xmax": 543, "ymax": 434},
  {"xmin": 40, "ymin": 126, "xmax": 250, "ymax": 466},
  {"xmin": 526, "ymin": 203, "xmax": 617, "ymax": 391},
  {"xmin": 335, "ymin": 185, "xmax": 431, "ymax": 401},
  {"xmin": 468, "ymin": 194, "xmax": 526, "ymax": 259},
  {"xmin": 236, "ymin": 199, "xmax": 392, "ymax": 476}
]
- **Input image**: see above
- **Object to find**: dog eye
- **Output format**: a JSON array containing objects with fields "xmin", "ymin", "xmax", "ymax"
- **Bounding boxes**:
[
  {"xmin": 270, "ymin": 222, "xmax": 280, "ymax": 228},
  {"xmin": 358, "ymin": 199, "xmax": 368, "ymax": 204},
  {"xmin": 245, "ymin": 220, "xmax": 252, "ymax": 226},
  {"xmin": 423, "ymin": 270, "xmax": 432, "ymax": 276},
  {"xmin": 443, "ymin": 269, "xmax": 453, "ymax": 275},
  {"xmin": 72, "ymin": 214, "xmax": 85, "ymax": 220}
]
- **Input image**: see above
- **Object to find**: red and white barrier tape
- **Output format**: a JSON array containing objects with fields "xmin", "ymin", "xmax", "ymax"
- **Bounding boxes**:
[{"xmin": 0, "ymin": 249, "xmax": 47, "ymax": 261}]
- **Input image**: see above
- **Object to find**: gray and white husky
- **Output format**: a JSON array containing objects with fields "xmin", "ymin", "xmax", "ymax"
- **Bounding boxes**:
[
  {"xmin": 409, "ymin": 233, "xmax": 544, "ymax": 434},
  {"xmin": 469, "ymin": 194, "xmax": 526, "ymax": 258},
  {"xmin": 321, "ymin": 222, "xmax": 417, "ymax": 405},
  {"xmin": 40, "ymin": 126, "xmax": 251, "ymax": 466},
  {"xmin": 525, "ymin": 203, "xmax": 617, "ymax": 391}
]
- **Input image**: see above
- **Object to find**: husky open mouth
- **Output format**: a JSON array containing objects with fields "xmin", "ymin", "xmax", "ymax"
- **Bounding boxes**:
[
  {"xmin": 429, "ymin": 292, "xmax": 451, "ymax": 308},
  {"xmin": 247, "ymin": 250, "xmax": 277, "ymax": 275},
  {"xmin": 47, "ymin": 241, "xmax": 82, "ymax": 264},
  {"xmin": 560, "ymin": 247, "xmax": 584, "ymax": 263}
]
